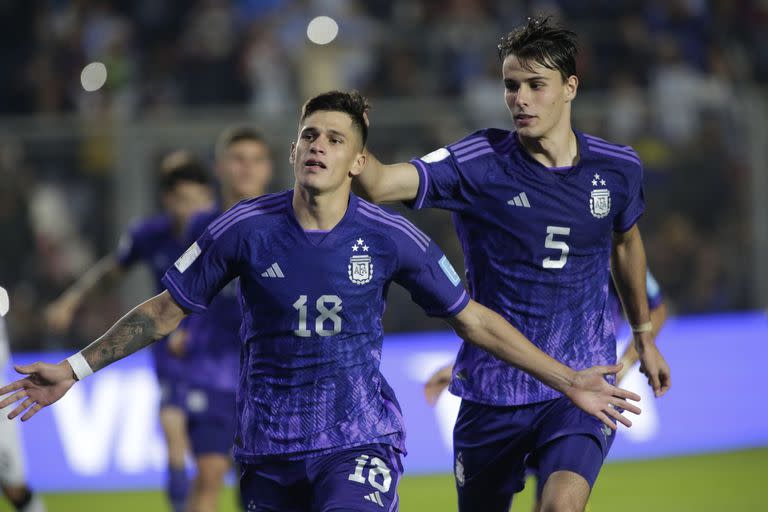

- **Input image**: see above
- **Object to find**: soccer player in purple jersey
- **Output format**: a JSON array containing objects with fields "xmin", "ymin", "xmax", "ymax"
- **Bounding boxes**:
[
  {"xmin": 2, "ymin": 91, "xmax": 640, "ymax": 512},
  {"xmin": 424, "ymin": 269, "xmax": 669, "ymax": 510},
  {"xmin": 178, "ymin": 127, "xmax": 273, "ymax": 512},
  {"xmin": 355, "ymin": 17, "xmax": 671, "ymax": 512},
  {"xmin": 44, "ymin": 153, "xmax": 214, "ymax": 512}
]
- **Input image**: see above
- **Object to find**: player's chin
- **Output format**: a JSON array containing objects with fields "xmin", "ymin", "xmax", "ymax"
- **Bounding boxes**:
[
  {"xmin": 513, "ymin": 124, "xmax": 538, "ymax": 137},
  {"xmin": 296, "ymin": 175, "xmax": 327, "ymax": 194}
]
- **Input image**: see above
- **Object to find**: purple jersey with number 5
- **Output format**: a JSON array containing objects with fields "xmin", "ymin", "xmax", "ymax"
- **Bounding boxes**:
[
  {"xmin": 409, "ymin": 129, "xmax": 645, "ymax": 406},
  {"xmin": 162, "ymin": 191, "xmax": 469, "ymax": 463}
]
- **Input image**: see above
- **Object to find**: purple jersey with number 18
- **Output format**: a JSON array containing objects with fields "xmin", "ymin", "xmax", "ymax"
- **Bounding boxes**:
[{"xmin": 162, "ymin": 191, "xmax": 469, "ymax": 463}]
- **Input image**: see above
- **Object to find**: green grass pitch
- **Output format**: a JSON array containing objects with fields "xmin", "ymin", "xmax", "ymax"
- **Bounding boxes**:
[{"xmin": 37, "ymin": 447, "xmax": 766, "ymax": 511}]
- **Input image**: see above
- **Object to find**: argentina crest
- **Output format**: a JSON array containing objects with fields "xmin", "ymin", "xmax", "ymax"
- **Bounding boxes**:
[
  {"xmin": 589, "ymin": 173, "xmax": 611, "ymax": 218},
  {"xmin": 348, "ymin": 238, "xmax": 373, "ymax": 285},
  {"xmin": 590, "ymin": 189, "xmax": 611, "ymax": 218}
]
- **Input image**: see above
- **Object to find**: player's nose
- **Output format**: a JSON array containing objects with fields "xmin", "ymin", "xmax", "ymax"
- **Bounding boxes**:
[
  {"xmin": 514, "ymin": 90, "xmax": 529, "ymax": 107},
  {"xmin": 309, "ymin": 140, "xmax": 326, "ymax": 154}
]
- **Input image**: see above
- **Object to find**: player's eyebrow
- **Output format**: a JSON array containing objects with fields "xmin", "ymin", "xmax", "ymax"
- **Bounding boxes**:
[
  {"xmin": 300, "ymin": 127, "xmax": 348, "ymax": 139},
  {"xmin": 504, "ymin": 75, "xmax": 549, "ymax": 83},
  {"xmin": 326, "ymin": 129, "xmax": 347, "ymax": 139}
]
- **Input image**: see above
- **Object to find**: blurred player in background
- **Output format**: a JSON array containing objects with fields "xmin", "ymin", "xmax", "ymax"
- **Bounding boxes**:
[
  {"xmin": 44, "ymin": 155, "xmax": 215, "ymax": 512},
  {"xmin": 0, "ymin": 286, "xmax": 46, "ymax": 512},
  {"xmin": 177, "ymin": 126, "xmax": 272, "ymax": 512},
  {"xmin": 614, "ymin": 271, "xmax": 667, "ymax": 382},
  {"xmin": 424, "ymin": 269, "xmax": 668, "ymax": 510},
  {"xmin": 355, "ymin": 16, "xmax": 670, "ymax": 512},
  {"xmin": 0, "ymin": 91, "xmax": 640, "ymax": 512}
]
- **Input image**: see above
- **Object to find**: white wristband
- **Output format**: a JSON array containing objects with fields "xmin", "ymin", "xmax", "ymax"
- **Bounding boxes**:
[
  {"xmin": 631, "ymin": 321, "xmax": 653, "ymax": 334},
  {"xmin": 66, "ymin": 352, "xmax": 94, "ymax": 381}
]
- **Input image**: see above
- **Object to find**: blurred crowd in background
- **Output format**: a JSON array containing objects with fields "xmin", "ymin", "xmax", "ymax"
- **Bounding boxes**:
[{"xmin": 1, "ymin": 0, "xmax": 766, "ymax": 350}]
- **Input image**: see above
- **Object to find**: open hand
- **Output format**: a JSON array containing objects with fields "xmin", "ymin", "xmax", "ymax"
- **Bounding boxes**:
[
  {"xmin": 0, "ymin": 361, "xmax": 77, "ymax": 421},
  {"xmin": 564, "ymin": 363, "xmax": 641, "ymax": 430}
]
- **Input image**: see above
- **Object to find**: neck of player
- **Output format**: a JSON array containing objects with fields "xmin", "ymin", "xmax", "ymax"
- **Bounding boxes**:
[
  {"xmin": 292, "ymin": 185, "xmax": 350, "ymax": 231},
  {"xmin": 518, "ymin": 121, "xmax": 579, "ymax": 169}
]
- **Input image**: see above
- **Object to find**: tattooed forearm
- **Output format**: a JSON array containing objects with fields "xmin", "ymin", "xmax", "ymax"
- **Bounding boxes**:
[
  {"xmin": 81, "ymin": 309, "xmax": 161, "ymax": 372},
  {"xmin": 76, "ymin": 291, "xmax": 186, "ymax": 373}
]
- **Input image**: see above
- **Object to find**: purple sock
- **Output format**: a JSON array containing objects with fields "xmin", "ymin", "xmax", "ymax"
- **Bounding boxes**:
[{"xmin": 167, "ymin": 465, "xmax": 189, "ymax": 512}]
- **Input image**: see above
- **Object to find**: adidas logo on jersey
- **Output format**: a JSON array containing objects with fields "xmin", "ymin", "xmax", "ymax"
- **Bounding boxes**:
[
  {"xmin": 507, "ymin": 192, "xmax": 530, "ymax": 208},
  {"xmin": 363, "ymin": 491, "xmax": 384, "ymax": 507},
  {"xmin": 260, "ymin": 262, "xmax": 285, "ymax": 278}
]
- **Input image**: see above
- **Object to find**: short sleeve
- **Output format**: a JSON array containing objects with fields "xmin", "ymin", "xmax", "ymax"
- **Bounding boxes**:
[
  {"xmin": 614, "ymin": 162, "xmax": 645, "ymax": 232},
  {"xmin": 406, "ymin": 132, "xmax": 488, "ymax": 212},
  {"xmin": 161, "ymin": 227, "xmax": 240, "ymax": 313},
  {"xmin": 646, "ymin": 270, "xmax": 663, "ymax": 310},
  {"xmin": 393, "ymin": 239, "xmax": 469, "ymax": 318}
]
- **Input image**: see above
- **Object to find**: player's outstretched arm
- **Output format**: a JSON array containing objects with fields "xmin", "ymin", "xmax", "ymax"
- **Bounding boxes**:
[
  {"xmin": 612, "ymin": 226, "xmax": 671, "ymax": 396},
  {"xmin": 424, "ymin": 364, "xmax": 454, "ymax": 406},
  {"xmin": 446, "ymin": 300, "xmax": 641, "ymax": 430},
  {"xmin": 0, "ymin": 290, "xmax": 186, "ymax": 421},
  {"xmin": 45, "ymin": 255, "xmax": 123, "ymax": 333},
  {"xmin": 352, "ymin": 151, "xmax": 420, "ymax": 204},
  {"xmin": 617, "ymin": 301, "xmax": 668, "ymax": 383}
]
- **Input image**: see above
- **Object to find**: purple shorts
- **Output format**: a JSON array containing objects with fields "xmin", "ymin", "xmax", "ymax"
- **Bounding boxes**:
[
  {"xmin": 453, "ymin": 396, "xmax": 616, "ymax": 512},
  {"xmin": 240, "ymin": 443, "xmax": 403, "ymax": 511},
  {"xmin": 186, "ymin": 387, "xmax": 237, "ymax": 456},
  {"xmin": 158, "ymin": 377, "xmax": 188, "ymax": 410}
]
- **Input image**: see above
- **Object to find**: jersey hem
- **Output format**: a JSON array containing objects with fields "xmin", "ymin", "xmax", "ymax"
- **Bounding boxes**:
[
  {"xmin": 614, "ymin": 211, "xmax": 643, "ymax": 234},
  {"xmin": 432, "ymin": 290, "xmax": 470, "ymax": 318},
  {"xmin": 405, "ymin": 158, "xmax": 429, "ymax": 211},
  {"xmin": 233, "ymin": 433, "xmax": 406, "ymax": 464},
  {"xmin": 162, "ymin": 275, "xmax": 208, "ymax": 313},
  {"xmin": 448, "ymin": 387, "xmax": 563, "ymax": 407}
]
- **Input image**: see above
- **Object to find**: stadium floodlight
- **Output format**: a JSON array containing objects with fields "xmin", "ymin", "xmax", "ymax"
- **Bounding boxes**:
[
  {"xmin": 306, "ymin": 16, "xmax": 339, "ymax": 45},
  {"xmin": 80, "ymin": 62, "xmax": 108, "ymax": 92}
]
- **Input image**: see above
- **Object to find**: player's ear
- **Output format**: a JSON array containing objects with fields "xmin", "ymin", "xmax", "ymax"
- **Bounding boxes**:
[
  {"xmin": 349, "ymin": 151, "xmax": 367, "ymax": 177},
  {"xmin": 288, "ymin": 141, "xmax": 296, "ymax": 165},
  {"xmin": 564, "ymin": 74, "xmax": 578, "ymax": 103}
]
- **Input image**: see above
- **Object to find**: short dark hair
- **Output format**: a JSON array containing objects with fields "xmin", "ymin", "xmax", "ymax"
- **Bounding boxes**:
[
  {"xmin": 497, "ymin": 16, "xmax": 578, "ymax": 81},
  {"xmin": 215, "ymin": 125, "xmax": 268, "ymax": 159},
  {"xmin": 159, "ymin": 158, "xmax": 212, "ymax": 194},
  {"xmin": 300, "ymin": 90, "xmax": 369, "ymax": 147}
]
